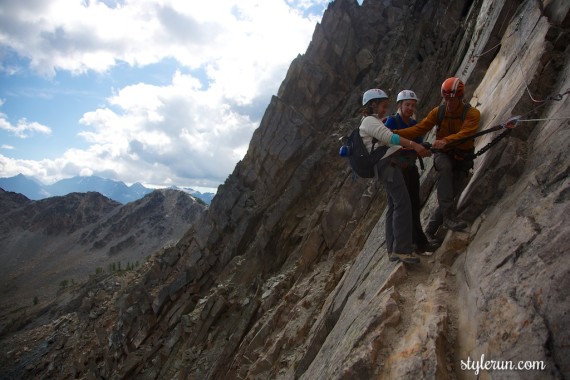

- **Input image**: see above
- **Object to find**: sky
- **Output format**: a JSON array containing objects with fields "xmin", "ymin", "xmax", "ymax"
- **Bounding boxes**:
[{"xmin": 0, "ymin": 0, "xmax": 339, "ymax": 193}]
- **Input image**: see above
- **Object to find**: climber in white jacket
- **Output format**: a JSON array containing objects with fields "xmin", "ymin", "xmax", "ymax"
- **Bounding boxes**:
[{"xmin": 359, "ymin": 88, "xmax": 431, "ymax": 264}]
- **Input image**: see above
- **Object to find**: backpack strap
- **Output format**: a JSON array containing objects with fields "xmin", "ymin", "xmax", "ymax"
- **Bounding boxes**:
[
  {"xmin": 436, "ymin": 104, "xmax": 446, "ymax": 130},
  {"xmin": 436, "ymin": 103, "xmax": 471, "ymax": 129},
  {"xmin": 461, "ymin": 103, "xmax": 471, "ymax": 122},
  {"xmin": 418, "ymin": 157, "xmax": 425, "ymax": 170},
  {"xmin": 393, "ymin": 114, "xmax": 402, "ymax": 130},
  {"xmin": 371, "ymin": 137, "xmax": 379, "ymax": 151},
  {"xmin": 385, "ymin": 114, "xmax": 403, "ymax": 130}
]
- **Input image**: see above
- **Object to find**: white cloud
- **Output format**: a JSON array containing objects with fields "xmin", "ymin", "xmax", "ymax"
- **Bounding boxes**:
[
  {"xmin": 0, "ymin": 0, "xmax": 318, "ymax": 78},
  {"xmin": 1, "ymin": 144, "xmax": 15, "ymax": 150},
  {"xmin": 0, "ymin": 153, "xmax": 60, "ymax": 181},
  {"xmin": 73, "ymin": 70, "xmax": 259, "ymax": 187},
  {"xmin": 0, "ymin": 111, "xmax": 52, "ymax": 138},
  {"xmin": 0, "ymin": 68, "xmax": 270, "ymax": 187},
  {"xmin": 0, "ymin": 0, "xmax": 325, "ymax": 188}
]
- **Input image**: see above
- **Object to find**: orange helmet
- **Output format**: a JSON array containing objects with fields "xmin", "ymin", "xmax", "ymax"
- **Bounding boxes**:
[{"xmin": 441, "ymin": 77, "xmax": 464, "ymax": 98}]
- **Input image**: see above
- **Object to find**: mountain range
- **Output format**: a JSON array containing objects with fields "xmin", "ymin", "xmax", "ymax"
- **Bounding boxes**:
[
  {"xmin": 0, "ymin": 173, "xmax": 215, "ymax": 205},
  {"xmin": 0, "ymin": 187, "xmax": 206, "ymax": 336}
]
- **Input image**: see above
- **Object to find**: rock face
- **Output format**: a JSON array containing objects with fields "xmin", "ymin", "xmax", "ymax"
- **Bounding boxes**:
[{"xmin": 1, "ymin": 0, "xmax": 569, "ymax": 379}]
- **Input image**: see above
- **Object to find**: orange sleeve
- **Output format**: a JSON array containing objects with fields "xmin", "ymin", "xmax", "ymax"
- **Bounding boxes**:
[
  {"xmin": 443, "ymin": 107, "xmax": 480, "ymax": 144},
  {"xmin": 394, "ymin": 107, "xmax": 438, "ymax": 139}
]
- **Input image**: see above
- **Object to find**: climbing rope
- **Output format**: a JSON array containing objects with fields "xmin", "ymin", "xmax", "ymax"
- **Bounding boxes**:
[
  {"xmin": 516, "ymin": 58, "xmax": 548, "ymax": 104},
  {"xmin": 506, "ymin": 84, "xmax": 570, "ymax": 132},
  {"xmin": 507, "ymin": 88, "xmax": 570, "ymax": 126},
  {"xmin": 450, "ymin": 4, "xmax": 570, "ymax": 160},
  {"xmin": 425, "ymin": 109, "xmax": 570, "ymax": 160},
  {"xmin": 517, "ymin": 58, "xmax": 570, "ymax": 104},
  {"xmin": 467, "ymin": 3, "xmax": 568, "ymax": 106},
  {"xmin": 470, "ymin": 14, "xmax": 523, "ymax": 60},
  {"xmin": 462, "ymin": 114, "xmax": 570, "ymax": 161},
  {"xmin": 495, "ymin": 1, "xmax": 516, "ymax": 39},
  {"xmin": 462, "ymin": 11, "xmax": 522, "ymax": 76},
  {"xmin": 465, "ymin": 2, "xmax": 567, "ymax": 106},
  {"xmin": 516, "ymin": 116, "xmax": 570, "ymax": 122}
]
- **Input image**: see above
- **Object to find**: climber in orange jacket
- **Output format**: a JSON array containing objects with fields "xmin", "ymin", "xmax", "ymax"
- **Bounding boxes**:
[{"xmin": 395, "ymin": 77, "xmax": 480, "ymax": 243}]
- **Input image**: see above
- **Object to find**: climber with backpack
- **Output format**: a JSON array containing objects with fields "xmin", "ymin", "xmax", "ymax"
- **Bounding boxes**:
[
  {"xmin": 395, "ymin": 77, "xmax": 480, "ymax": 245},
  {"xmin": 384, "ymin": 90, "xmax": 440, "ymax": 255},
  {"xmin": 357, "ymin": 88, "xmax": 431, "ymax": 264}
]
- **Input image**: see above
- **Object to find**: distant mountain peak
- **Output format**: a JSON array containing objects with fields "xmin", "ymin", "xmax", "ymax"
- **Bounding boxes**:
[{"xmin": 0, "ymin": 175, "xmax": 215, "ymax": 205}]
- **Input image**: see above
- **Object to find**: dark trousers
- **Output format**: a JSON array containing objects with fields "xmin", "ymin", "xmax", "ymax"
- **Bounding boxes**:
[
  {"xmin": 402, "ymin": 164, "xmax": 428, "ymax": 246},
  {"xmin": 381, "ymin": 162, "xmax": 413, "ymax": 254},
  {"xmin": 425, "ymin": 152, "xmax": 471, "ymax": 235},
  {"xmin": 386, "ymin": 162, "xmax": 428, "ymax": 251}
]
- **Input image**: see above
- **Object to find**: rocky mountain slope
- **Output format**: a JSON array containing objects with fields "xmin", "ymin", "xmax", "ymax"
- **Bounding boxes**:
[
  {"xmin": 1, "ymin": 0, "xmax": 569, "ymax": 379},
  {"xmin": 0, "ymin": 188, "xmax": 205, "ymax": 338}
]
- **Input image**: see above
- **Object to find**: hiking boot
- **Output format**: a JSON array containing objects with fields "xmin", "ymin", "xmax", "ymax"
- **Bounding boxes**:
[
  {"xmin": 387, "ymin": 252, "xmax": 399, "ymax": 262},
  {"xmin": 415, "ymin": 240, "xmax": 440, "ymax": 255},
  {"xmin": 393, "ymin": 252, "xmax": 420, "ymax": 264},
  {"xmin": 425, "ymin": 232, "xmax": 443, "ymax": 246},
  {"xmin": 443, "ymin": 216, "xmax": 468, "ymax": 231},
  {"xmin": 421, "ymin": 240, "xmax": 441, "ymax": 252}
]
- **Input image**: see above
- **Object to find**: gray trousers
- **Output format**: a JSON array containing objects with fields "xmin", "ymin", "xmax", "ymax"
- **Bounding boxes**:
[
  {"xmin": 425, "ymin": 153, "xmax": 470, "ymax": 234},
  {"xmin": 380, "ymin": 162, "xmax": 413, "ymax": 254}
]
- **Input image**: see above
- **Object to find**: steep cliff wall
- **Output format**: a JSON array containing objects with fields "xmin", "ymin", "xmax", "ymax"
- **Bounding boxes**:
[{"xmin": 1, "ymin": 0, "xmax": 569, "ymax": 379}]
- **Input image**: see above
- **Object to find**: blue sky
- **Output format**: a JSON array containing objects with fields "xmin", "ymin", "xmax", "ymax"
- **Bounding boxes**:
[{"xmin": 0, "ymin": 0, "xmax": 335, "ymax": 193}]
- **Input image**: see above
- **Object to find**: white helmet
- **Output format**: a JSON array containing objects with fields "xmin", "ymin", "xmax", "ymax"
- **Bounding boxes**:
[
  {"xmin": 362, "ymin": 88, "xmax": 388, "ymax": 106},
  {"xmin": 396, "ymin": 90, "xmax": 419, "ymax": 103}
]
